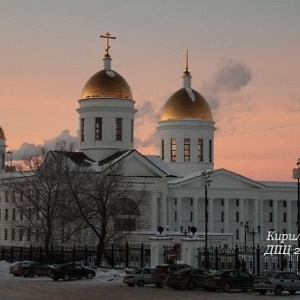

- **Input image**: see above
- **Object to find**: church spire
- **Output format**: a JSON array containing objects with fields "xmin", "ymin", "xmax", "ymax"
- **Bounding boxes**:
[{"xmin": 182, "ymin": 49, "xmax": 192, "ymax": 88}]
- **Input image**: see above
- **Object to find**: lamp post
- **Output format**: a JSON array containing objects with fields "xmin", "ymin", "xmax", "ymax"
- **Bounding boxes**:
[
  {"xmin": 293, "ymin": 159, "xmax": 300, "ymax": 272},
  {"xmin": 293, "ymin": 159, "xmax": 300, "ymax": 248},
  {"xmin": 241, "ymin": 222, "xmax": 249, "ymax": 251},
  {"xmin": 201, "ymin": 170, "xmax": 213, "ymax": 269},
  {"xmin": 247, "ymin": 225, "xmax": 261, "ymax": 275}
]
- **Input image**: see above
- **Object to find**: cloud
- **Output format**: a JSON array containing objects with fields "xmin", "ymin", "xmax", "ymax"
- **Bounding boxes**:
[
  {"xmin": 134, "ymin": 100, "xmax": 161, "ymax": 150},
  {"xmin": 12, "ymin": 130, "xmax": 79, "ymax": 159},
  {"xmin": 202, "ymin": 58, "xmax": 253, "ymax": 110}
]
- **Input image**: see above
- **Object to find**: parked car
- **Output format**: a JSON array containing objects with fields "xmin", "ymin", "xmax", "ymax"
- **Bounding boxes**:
[
  {"xmin": 202, "ymin": 269, "xmax": 254, "ymax": 292},
  {"xmin": 21, "ymin": 262, "xmax": 53, "ymax": 278},
  {"xmin": 151, "ymin": 263, "xmax": 192, "ymax": 288},
  {"xmin": 167, "ymin": 267, "xmax": 209, "ymax": 290},
  {"xmin": 123, "ymin": 267, "xmax": 154, "ymax": 287},
  {"xmin": 254, "ymin": 271, "xmax": 300, "ymax": 295},
  {"xmin": 50, "ymin": 263, "xmax": 96, "ymax": 281},
  {"xmin": 9, "ymin": 261, "xmax": 34, "ymax": 277}
]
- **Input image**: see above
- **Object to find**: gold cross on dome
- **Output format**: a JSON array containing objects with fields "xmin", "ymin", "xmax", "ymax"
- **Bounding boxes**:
[{"xmin": 100, "ymin": 32, "xmax": 116, "ymax": 56}]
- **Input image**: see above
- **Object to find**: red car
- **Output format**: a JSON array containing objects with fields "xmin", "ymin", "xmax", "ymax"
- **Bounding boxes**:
[{"xmin": 203, "ymin": 269, "xmax": 254, "ymax": 292}]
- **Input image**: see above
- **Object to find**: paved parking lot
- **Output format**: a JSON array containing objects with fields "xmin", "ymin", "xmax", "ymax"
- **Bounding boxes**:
[{"xmin": 1, "ymin": 277, "xmax": 300, "ymax": 300}]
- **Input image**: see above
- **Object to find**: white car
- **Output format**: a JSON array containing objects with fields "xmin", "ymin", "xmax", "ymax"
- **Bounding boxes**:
[
  {"xmin": 254, "ymin": 271, "xmax": 300, "ymax": 295},
  {"xmin": 123, "ymin": 267, "xmax": 154, "ymax": 287}
]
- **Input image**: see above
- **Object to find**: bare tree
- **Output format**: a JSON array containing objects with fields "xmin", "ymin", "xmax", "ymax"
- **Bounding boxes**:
[
  {"xmin": 1, "ymin": 149, "xmax": 81, "ymax": 259},
  {"xmin": 64, "ymin": 159, "xmax": 144, "ymax": 267}
]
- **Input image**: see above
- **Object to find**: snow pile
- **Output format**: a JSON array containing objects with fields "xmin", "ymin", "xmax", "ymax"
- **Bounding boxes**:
[
  {"xmin": 93, "ymin": 268, "xmax": 125, "ymax": 282},
  {"xmin": 0, "ymin": 260, "xmax": 11, "ymax": 277}
]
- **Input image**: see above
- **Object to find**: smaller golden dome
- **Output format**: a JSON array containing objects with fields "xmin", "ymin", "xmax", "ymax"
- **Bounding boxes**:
[
  {"xmin": 160, "ymin": 88, "xmax": 213, "ymax": 121},
  {"xmin": 0, "ymin": 127, "xmax": 5, "ymax": 139},
  {"xmin": 81, "ymin": 69, "xmax": 133, "ymax": 100}
]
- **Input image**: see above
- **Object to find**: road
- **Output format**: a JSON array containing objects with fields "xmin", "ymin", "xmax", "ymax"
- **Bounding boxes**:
[{"xmin": 1, "ymin": 277, "xmax": 300, "ymax": 300}]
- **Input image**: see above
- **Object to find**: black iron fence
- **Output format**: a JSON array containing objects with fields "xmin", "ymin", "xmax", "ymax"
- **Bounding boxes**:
[
  {"xmin": 0, "ymin": 243, "xmax": 151, "ymax": 269},
  {"xmin": 197, "ymin": 245, "xmax": 300, "ymax": 275}
]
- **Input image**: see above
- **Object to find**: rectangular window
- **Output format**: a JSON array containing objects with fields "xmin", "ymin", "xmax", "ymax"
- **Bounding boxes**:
[
  {"xmin": 197, "ymin": 139, "xmax": 203, "ymax": 162},
  {"xmin": 171, "ymin": 139, "xmax": 176, "ymax": 162},
  {"xmin": 4, "ymin": 229, "xmax": 8, "ymax": 241},
  {"xmin": 116, "ymin": 118, "xmax": 122, "ymax": 141},
  {"xmin": 190, "ymin": 198, "xmax": 193, "ymax": 206},
  {"xmin": 95, "ymin": 117, "xmax": 102, "ymax": 141},
  {"xmin": 236, "ymin": 199, "xmax": 239, "ymax": 207},
  {"xmin": 236, "ymin": 229, "xmax": 239, "ymax": 240},
  {"xmin": 5, "ymin": 191, "xmax": 8, "ymax": 203},
  {"xmin": 175, "ymin": 211, "xmax": 177, "ymax": 222},
  {"xmin": 19, "ymin": 229, "xmax": 23, "ymax": 241},
  {"xmin": 174, "ymin": 198, "xmax": 177, "ymax": 206},
  {"xmin": 161, "ymin": 139, "xmax": 165, "ymax": 160},
  {"xmin": 269, "ymin": 200, "xmax": 273, "ymax": 207},
  {"xmin": 221, "ymin": 211, "xmax": 224, "ymax": 222},
  {"xmin": 184, "ymin": 138, "xmax": 190, "ymax": 162},
  {"xmin": 131, "ymin": 119, "xmax": 134, "ymax": 143},
  {"xmin": 11, "ymin": 229, "xmax": 15, "ymax": 241},
  {"xmin": 81, "ymin": 118, "xmax": 85, "ymax": 142},
  {"xmin": 190, "ymin": 211, "xmax": 193, "ymax": 222},
  {"xmin": 236, "ymin": 211, "xmax": 239, "ymax": 222},
  {"xmin": 209, "ymin": 139, "xmax": 212, "ymax": 163},
  {"xmin": 12, "ymin": 190, "xmax": 16, "ymax": 202},
  {"xmin": 12, "ymin": 209, "xmax": 16, "ymax": 221},
  {"xmin": 27, "ymin": 230, "xmax": 31, "ymax": 242},
  {"xmin": 283, "ymin": 213, "xmax": 287, "ymax": 223},
  {"xmin": 283, "ymin": 201, "xmax": 287, "ymax": 208},
  {"xmin": 221, "ymin": 199, "xmax": 224, "ymax": 206},
  {"xmin": 5, "ymin": 209, "xmax": 8, "ymax": 221},
  {"xmin": 269, "ymin": 212, "xmax": 273, "ymax": 222}
]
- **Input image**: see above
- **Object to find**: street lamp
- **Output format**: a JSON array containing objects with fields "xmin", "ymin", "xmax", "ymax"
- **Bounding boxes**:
[
  {"xmin": 241, "ymin": 222, "xmax": 249, "ymax": 251},
  {"xmin": 247, "ymin": 225, "xmax": 261, "ymax": 275},
  {"xmin": 201, "ymin": 170, "xmax": 213, "ymax": 269},
  {"xmin": 293, "ymin": 159, "xmax": 300, "ymax": 249},
  {"xmin": 293, "ymin": 159, "xmax": 300, "ymax": 272}
]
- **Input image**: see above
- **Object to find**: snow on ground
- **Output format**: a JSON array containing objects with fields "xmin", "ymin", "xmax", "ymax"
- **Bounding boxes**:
[{"xmin": 0, "ymin": 260, "xmax": 125, "ymax": 283}]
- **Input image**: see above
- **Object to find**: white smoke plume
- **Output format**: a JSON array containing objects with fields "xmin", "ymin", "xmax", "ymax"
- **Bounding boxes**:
[{"xmin": 12, "ymin": 130, "xmax": 79, "ymax": 160}]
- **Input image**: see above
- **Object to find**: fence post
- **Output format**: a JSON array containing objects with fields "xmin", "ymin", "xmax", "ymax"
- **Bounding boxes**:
[
  {"xmin": 61, "ymin": 245, "xmax": 64, "ymax": 263},
  {"xmin": 72, "ymin": 245, "xmax": 76, "ymax": 264},
  {"xmin": 10, "ymin": 245, "xmax": 13, "ymax": 263},
  {"xmin": 234, "ymin": 245, "xmax": 239, "ymax": 269},
  {"xmin": 29, "ymin": 245, "xmax": 33, "ymax": 261},
  {"xmin": 111, "ymin": 244, "xmax": 115, "ymax": 268},
  {"xmin": 50, "ymin": 245, "xmax": 53, "ymax": 265},
  {"xmin": 256, "ymin": 245, "xmax": 261, "ymax": 276},
  {"xmin": 140, "ymin": 243, "xmax": 144, "ymax": 268},
  {"xmin": 215, "ymin": 247, "xmax": 219, "ymax": 270},
  {"xmin": 125, "ymin": 243, "xmax": 129, "ymax": 268}
]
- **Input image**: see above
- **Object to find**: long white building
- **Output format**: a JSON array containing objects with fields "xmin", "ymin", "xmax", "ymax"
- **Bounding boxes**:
[{"xmin": 0, "ymin": 33, "xmax": 298, "ymax": 249}]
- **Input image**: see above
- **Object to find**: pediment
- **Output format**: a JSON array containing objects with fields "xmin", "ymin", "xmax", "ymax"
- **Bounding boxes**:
[{"xmin": 168, "ymin": 168, "xmax": 263, "ymax": 190}]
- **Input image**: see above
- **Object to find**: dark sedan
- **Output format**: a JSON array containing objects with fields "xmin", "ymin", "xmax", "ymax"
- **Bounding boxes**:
[
  {"xmin": 203, "ymin": 269, "xmax": 254, "ymax": 292},
  {"xmin": 167, "ymin": 268, "xmax": 209, "ymax": 290},
  {"xmin": 50, "ymin": 263, "xmax": 96, "ymax": 281}
]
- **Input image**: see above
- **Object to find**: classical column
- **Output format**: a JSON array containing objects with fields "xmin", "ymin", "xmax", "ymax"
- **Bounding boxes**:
[
  {"xmin": 193, "ymin": 197, "xmax": 199, "ymax": 229},
  {"xmin": 239, "ymin": 198, "xmax": 244, "ymax": 224},
  {"xmin": 224, "ymin": 198, "xmax": 229, "ymax": 233},
  {"xmin": 208, "ymin": 198, "xmax": 214, "ymax": 232},
  {"xmin": 259, "ymin": 200, "xmax": 264, "ymax": 243},
  {"xmin": 177, "ymin": 197, "xmax": 182, "ymax": 231},
  {"xmin": 273, "ymin": 200, "xmax": 278, "ymax": 231},
  {"xmin": 287, "ymin": 200, "xmax": 292, "ymax": 234},
  {"xmin": 253, "ymin": 199, "xmax": 259, "ymax": 229},
  {"xmin": 160, "ymin": 192, "xmax": 167, "ymax": 228},
  {"xmin": 150, "ymin": 191, "xmax": 158, "ymax": 231}
]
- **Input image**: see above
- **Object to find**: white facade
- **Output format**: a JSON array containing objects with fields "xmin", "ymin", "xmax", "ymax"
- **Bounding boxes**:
[{"xmin": 0, "ymin": 39, "xmax": 298, "ymax": 250}]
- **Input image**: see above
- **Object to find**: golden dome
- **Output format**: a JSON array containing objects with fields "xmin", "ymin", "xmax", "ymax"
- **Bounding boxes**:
[
  {"xmin": 0, "ymin": 127, "xmax": 5, "ymax": 139},
  {"xmin": 160, "ymin": 88, "xmax": 213, "ymax": 121},
  {"xmin": 81, "ymin": 69, "xmax": 133, "ymax": 100}
]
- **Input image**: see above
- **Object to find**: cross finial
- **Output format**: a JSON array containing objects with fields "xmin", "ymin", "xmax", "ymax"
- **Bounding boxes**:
[{"xmin": 100, "ymin": 32, "xmax": 116, "ymax": 57}]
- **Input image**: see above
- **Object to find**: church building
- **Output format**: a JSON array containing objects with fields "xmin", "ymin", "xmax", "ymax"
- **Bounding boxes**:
[{"xmin": 0, "ymin": 33, "xmax": 298, "ymax": 250}]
